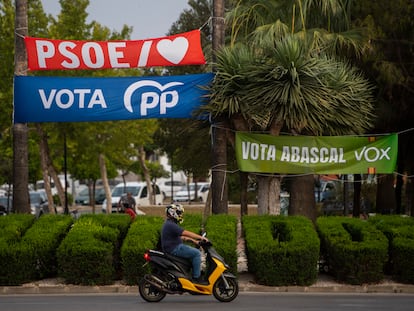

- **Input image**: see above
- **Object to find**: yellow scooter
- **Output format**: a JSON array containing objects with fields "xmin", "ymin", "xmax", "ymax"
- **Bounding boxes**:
[{"xmin": 139, "ymin": 237, "xmax": 238, "ymax": 302}]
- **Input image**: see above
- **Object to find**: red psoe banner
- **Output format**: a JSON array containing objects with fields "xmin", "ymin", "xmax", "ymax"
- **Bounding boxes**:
[{"xmin": 25, "ymin": 30, "xmax": 206, "ymax": 70}]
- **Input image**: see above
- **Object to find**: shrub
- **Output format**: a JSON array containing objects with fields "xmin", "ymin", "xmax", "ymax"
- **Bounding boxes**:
[
  {"xmin": 22, "ymin": 214, "xmax": 73, "ymax": 279},
  {"xmin": 0, "ymin": 214, "xmax": 36, "ymax": 285},
  {"xmin": 121, "ymin": 216, "xmax": 163, "ymax": 285},
  {"xmin": 317, "ymin": 216, "xmax": 388, "ymax": 284},
  {"xmin": 205, "ymin": 214, "xmax": 238, "ymax": 274},
  {"xmin": 369, "ymin": 215, "xmax": 414, "ymax": 283},
  {"xmin": 243, "ymin": 215, "xmax": 320, "ymax": 286},
  {"xmin": 57, "ymin": 214, "xmax": 127, "ymax": 285}
]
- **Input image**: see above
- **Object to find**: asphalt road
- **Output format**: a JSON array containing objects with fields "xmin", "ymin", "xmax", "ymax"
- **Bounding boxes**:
[{"xmin": 2, "ymin": 293, "xmax": 414, "ymax": 311}]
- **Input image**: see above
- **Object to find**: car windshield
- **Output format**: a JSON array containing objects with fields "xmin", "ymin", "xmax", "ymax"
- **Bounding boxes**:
[
  {"xmin": 0, "ymin": 197, "xmax": 11, "ymax": 204},
  {"xmin": 112, "ymin": 186, "xmax": 140, "ymax": 196},
  {"xmin": 79, "ymin": 188, "xmax": 89, "ymax": 196}
]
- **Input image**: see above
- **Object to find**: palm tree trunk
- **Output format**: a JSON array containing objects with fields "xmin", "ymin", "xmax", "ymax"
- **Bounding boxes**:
[
  {"xmin": 211, "ymin": 0, "xmax": 228, "ymax": 214},
  {"xmin": 289, "ymin": 174, "xmax": 316, "ymax": 223},
  {"xmin": 240, "ymin": 171, "xmax": 248, "ymax": 216},
  {"xmin": 13, "ymin": 0, "xmax": 29, "ymax": 213},
  {"xmin": 376, "ymin": 174, "xmax": 396, "ymax": 214},
  {"xmin": 353, "ymin": 174, "xmax": 361, "ymax": 217}
]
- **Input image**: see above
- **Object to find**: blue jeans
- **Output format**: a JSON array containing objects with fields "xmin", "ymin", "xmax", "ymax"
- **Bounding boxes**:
[{"xmin": 172, "ymin": 244, "xmax": 202, "ymax": 279}]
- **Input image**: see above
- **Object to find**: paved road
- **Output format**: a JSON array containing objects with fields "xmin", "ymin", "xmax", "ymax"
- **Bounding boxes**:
[{"xmin": 2, "ymin": 293, "xmax": 414, "ymax": 311}]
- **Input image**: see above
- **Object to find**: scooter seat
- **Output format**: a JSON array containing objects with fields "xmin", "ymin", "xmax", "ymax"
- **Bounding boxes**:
[{"xmin": 165, "ymin": 253, "xmax": 192, "ymax": 267}]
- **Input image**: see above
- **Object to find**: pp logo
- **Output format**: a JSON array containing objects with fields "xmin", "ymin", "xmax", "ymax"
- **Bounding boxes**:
[{"xmin": 123, "ymin": 81, "xmax": 184, "ymax": 115}]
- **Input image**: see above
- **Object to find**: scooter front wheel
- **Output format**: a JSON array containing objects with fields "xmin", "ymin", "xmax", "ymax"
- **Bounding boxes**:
[
  {"xmin": 212, "ymin": 275, "xmax": 239, "ymax": 302},
  {"xmin": 138, "ymin": 277, "xmax": 167, "ymax": 302}
]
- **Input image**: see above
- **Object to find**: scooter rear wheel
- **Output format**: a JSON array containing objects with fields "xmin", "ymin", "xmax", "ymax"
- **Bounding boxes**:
[
  {"xmin": 212, "ymin": 275, "xmax": 239, "ymax": 302},
  {"xmin": 138, "ymin": 277, "xmax": 167, "ymax": 302}
]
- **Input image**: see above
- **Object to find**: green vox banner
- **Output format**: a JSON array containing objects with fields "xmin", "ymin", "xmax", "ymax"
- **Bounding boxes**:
[{"xmin": 235, "ymin": 132, "xmax": 398, "ymax": 174}]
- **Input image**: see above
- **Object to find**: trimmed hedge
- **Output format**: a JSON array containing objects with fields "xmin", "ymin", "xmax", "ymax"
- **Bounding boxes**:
[
  {"xmin": 57, "ymin": 214, "xmax": 131, "ymax": 285},
  {"xmin": 121, "ymin": 216, "xmax": 163, "ymax": 285},
  {"xmin": 0, "ymin": 214, "xmax": 36, "ymax": 285},
  {"xmin": 21, "ymin": 214, "xmax": 73, "ymax": 280},
  {"xmin": 205, "ymin": 214, "xmax": 238, "ymax": 274},
  {"xmin": 243, "ymin": 215, "xmax": 320, "ymax": 286},
  {"xmin": 369, "ymin": 215, "xmax": 414, "ymax": 283},
  {"xmin": 317, "ymin": 216, "xmax": 388, "ymax": 284}
]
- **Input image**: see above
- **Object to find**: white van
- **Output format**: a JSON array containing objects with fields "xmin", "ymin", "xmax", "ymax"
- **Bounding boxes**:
[{"xmin": 102, "ymin": 181, "xmax": 163, "ymax": 213}]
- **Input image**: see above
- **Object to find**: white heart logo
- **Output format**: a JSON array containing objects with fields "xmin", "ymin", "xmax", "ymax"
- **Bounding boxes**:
[{"xmin": 156, "ymin": 37, "xmax": 189, "ymax": 64}]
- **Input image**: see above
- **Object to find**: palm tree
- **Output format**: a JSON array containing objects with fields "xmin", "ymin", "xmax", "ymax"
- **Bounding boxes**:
[
  {"xmin": 204, "ymin": 0, "xmax": 375, "ymax": 218},
  {"xmin": 206, "ymin": 33, "xmax": 374, "ymax": 219},
  {"xmin": 13, "ymin": 0, "xmax": 30, "ymax": 213}
]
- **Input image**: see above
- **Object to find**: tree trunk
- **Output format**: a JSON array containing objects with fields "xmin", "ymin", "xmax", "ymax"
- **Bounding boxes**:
[
  {"xmin": 13, "ymin": 0, "xmax": 29, "ymax": 214},
  {"xmin": 289, "ymin": 174, "xmax": 316, "ymax": 223},
  {"xmin": 407, "ymin": 178, "xmax": 414, "ymax": 216},
  {"xmin": 49, "ymin": 167, "xmax": 65, "ymax": 211},
  {"xmin": 138, "ymin": 146, "xmax": 154, "ymax": 204},
  {"xmin": 256, "ymin": 175, "xmax": 281, "ymax": 215},
  {"xmin": 376, "ymin": 174, "xmax": 396, "ymax": 214},
  {"xmin": 211, "ymin": 119, "xmax": 228, "ymax": 214},
  {"xmin": 240, "ymin": 171, "xmax": 248, "ymax": 216},
  {"xmin": 36, "ymin": 124, "xmax": 55, "ymax": 214},
  {"xmin": 353, "ymin": 174, "xmax": 361, "ymax": 217},
  {"xmin": 99, "ymin": 153, "xmax": 112, "ymax": 214},
  {"xmin": 211, "ymin": 0, "xmax": 228, "ymax": 214}
]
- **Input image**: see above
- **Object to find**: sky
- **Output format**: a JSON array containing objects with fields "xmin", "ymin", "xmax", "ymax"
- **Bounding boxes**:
[{"xmin": 41, "ymin": 0, "xmax": 191, "ymax": 39}]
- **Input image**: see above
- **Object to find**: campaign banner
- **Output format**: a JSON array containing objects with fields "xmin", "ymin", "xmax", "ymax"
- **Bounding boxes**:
[
  {"xmin": 24, "ymin": 30, "xmax": 206, "ymax": 70},
  {"xmin": 235, "ymin": 132, "xmax": 398, "ymax": 174},
  {"xmin": 13, "ymin": 73, "xmax": 213, "ymax": 123}
]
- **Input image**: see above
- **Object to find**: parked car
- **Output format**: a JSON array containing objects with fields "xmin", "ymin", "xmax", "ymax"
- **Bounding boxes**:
[
  {"xmin": 30, "ymin": 190, "xmax": 49, "ymax": 218},
  {"xmin": 102, "ymin": 182, "xmax": 162, "ymax": 213},
  {"xmin": 0, "ymin": 196, "xmax": 12, "ymax": 215},
  {"xmin": 314, "ymin": 181, "xmax": 337, "ymax": 202},
  {"xmin": 158, "ymin": 179, "xmax": 186, "ymax": 198},
  {"xmin": 75, "ymin": 187, "xmax": 107, "ymax": 205},
  {"xmin": 173, "ymin": 182, "xmax": 210, "ymax": 203}
]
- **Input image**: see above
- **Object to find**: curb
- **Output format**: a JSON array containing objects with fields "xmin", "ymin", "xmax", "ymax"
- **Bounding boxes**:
[{"xmin": 2, "ymin": 276, "xmax": 414, "ymax": 295}]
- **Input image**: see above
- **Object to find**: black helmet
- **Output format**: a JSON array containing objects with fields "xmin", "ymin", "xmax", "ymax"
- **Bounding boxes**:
[{"xmin": 166, "ymin": 204, "xmax": 184, "ymax": 223}]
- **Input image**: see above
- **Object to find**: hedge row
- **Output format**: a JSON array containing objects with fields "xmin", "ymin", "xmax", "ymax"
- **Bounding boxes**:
[
  {"xmin": 0, "ymin": 214, "xmax": 72, "ymax": 285},
  {"xmin": 243, "ymin": 215, "xmax": 320, "ymax": 286},
  {"xmin": 1, "ymin": 214, "xmax": 413, "ymax": 286},
  {"xmin": 317, "ymin": 216, "xmax": 388, "ymax": 284},
  {"xmin": 368, "ymin": 215, "xmax": 414, "ymax": 283},
  {"xmin": 121, "ymin": 216, "xmax": 163, "ymax": 285},
  {"xmin": 57, "ymin": 214, "xmax": 131, "ymax": 285}
]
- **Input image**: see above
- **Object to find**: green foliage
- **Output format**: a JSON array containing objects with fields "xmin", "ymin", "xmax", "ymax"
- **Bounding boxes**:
[
  {"xmin": 121, "ymin": 216, "xmax": 163, "ymax": 284},
  {"xmin": 57, "ymin": 214, "xmax": 129, "ymax": 285},
  {"xmin": 243, "ymin": 215, "xmax": 320, "ymax": 286},
  {"xmin": 0, "ymin": 214, "xmax": 36, "ymax": 285},
  {"xmin": 181, "ymin": 213, "xmax": 203, "ymax": 234},
  {"xmin": 53, "ymin": 192, "xmax": 73, "ymax": 206},
  {"xmin": 317, "ymin": 216, "xmax": 388, "ymax": 284},
  {"xmin": 21, "ymin": 214, "xmax": 73, "ymax": 279},
  {"xmin": 369, "ymin": 215, "xmax": 414, "ymax": 283},
  {"xmin": 205, "ymin": 214, "xmax": 238, "ymax": 274},
  {"xmin": 0, "ymin": 214, "xmax": 35, "ymax": 243}
]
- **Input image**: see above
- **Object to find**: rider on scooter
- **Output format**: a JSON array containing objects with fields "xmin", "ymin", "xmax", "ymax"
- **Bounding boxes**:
[{"xmin": 161, "ymin": 204, "xmax": 208, "ymax": 284}]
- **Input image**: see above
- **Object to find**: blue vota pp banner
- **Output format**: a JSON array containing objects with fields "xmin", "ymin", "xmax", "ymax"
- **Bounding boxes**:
[{"xmin": 13, "ymin": 73, "xmax": 213, "ymax": 123}]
